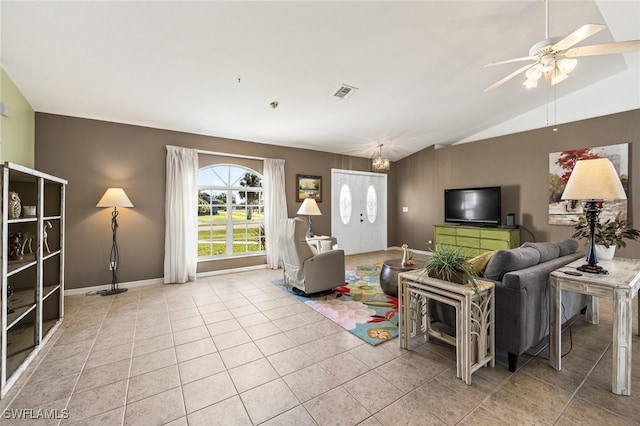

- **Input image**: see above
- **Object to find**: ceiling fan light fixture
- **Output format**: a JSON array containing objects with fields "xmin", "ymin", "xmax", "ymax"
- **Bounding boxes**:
[
  {"xmin": 483, "ymin": 0, "xmax": 640, "ymax": 92},
  {"xmin": 542, "ymin": 62, "xmax": 555, "ymax": 73},
  {"xmin": 557, "ymin": 58, "xmax": 577, "ymax": 75},
  {"xmin": 523, "ymin": 78, "xmax": 538, "ymax": 89},
  {"xmin": 525, "ymin": 65, "xmax": 543, "ymax": 80},
  {"xmin": 550, "ymin": 70, "xmax": 569, "ymax": 86}
]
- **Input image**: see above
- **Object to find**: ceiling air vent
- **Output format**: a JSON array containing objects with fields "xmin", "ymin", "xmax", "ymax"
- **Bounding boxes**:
[{"xmin": 333, "ymin": 84, "xmax": 358, "ymax": 99}]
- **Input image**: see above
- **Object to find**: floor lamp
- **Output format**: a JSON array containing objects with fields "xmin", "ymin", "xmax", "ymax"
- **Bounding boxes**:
[
  {"xmin": 561, "ymin": 158, "xmax": 627, "ymax": 275},
  {"xmin": 297, "ymin": 198, "xmax": 321, "ymax": 237},
  {"xmin": 96, "ymin": 188, "xmax": 134, "ymax": 295}
]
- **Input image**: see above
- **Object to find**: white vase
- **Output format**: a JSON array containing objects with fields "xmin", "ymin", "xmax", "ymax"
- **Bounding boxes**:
[{"xmin": 596, "ymin": 244, "xmax": 616, "ymax": 261}]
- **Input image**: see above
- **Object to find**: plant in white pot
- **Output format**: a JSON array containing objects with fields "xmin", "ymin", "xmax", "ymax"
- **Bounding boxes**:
[{"xmin": 572, "ymin": 211, "xmax": 640, "ymax": 260}]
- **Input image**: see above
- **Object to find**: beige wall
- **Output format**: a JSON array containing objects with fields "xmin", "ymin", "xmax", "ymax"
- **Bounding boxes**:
[
  {"xmin": 0, "ymin": 68, "xmax": 35, "ymax": 167},
  {"xmin": 35, "ymin": 113, "xmax": 374, "ymax": 289},
  {"xmin": 35, "ymin": 109, "xmax": 640, "ymax": 290},
  {"xmin": 393, "ymin": 109, "xmax": 640, "ymax": 260}
]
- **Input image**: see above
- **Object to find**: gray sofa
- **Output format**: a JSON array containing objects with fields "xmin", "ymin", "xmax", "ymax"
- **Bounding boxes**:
[{"xmin": 431, "ymin": 239, "xmax": 587, "ymax": 372}]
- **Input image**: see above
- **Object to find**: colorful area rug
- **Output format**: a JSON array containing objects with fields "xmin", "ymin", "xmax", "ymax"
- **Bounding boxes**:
[{"xmin": 273, "ymin": 263, "xmax": 398, "ymax": 345}]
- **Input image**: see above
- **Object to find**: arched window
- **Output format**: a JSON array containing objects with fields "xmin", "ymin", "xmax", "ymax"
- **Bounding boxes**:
[{"xmin": 198, "ymin": 164, "xmax": 264, "ymax": 258}]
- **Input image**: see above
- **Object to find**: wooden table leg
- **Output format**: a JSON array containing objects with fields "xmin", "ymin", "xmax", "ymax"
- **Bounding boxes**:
[
  {"xmin": 612, "ymin": 288, "xmax": 632, "ymax": 395},
  {"xmin": 587, "ymin": 295, "xmax": 599, "ymax": 325},
  {"xmin": 399, "ymin": 276, "xmax": 406, "ymax": 349},
  {"xmin": 549, "ymin": 275, "xmax": 562, "ymax": 371}
]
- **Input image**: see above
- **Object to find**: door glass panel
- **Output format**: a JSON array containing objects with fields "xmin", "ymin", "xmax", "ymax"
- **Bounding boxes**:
[
  {"xmin": 339, "ymin": 184, "xmax": 352, "ymax": 225},
  {"xmin": 366, "ymin": 185, "xmax": 377, "ymax": 223}
]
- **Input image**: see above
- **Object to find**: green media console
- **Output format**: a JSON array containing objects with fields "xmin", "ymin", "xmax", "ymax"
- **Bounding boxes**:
[{"xmin": 434, "ymin": 224, "xmax": 520, "ymax": 257}]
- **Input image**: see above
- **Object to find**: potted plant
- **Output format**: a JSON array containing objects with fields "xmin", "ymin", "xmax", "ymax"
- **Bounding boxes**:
[
  {"xmin": 572, "ymin": 211, "xmax": 640, "ymax": 259},
  {"xmin": 420, "ymin": 245, "xmax": 480, "ymax": 297},
  {"xmin": 417, "ymin": 245, "xmax": 485, "ymax": 364}
]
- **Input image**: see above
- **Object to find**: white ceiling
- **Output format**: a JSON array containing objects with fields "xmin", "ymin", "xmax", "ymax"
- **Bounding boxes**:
[{"xmin": 1, "ymin": 1, "xmax": 639, "ymax": 162}]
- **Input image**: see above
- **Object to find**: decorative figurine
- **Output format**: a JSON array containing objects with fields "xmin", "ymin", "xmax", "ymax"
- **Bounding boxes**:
[
  {"xmin": 43, "ymin": 221, "xmax": 52, "ymax": 253},
  {"xmin": 19, "ymin": 222, "xmax": 53, "ymax": 255},
  {"xmin": 9, "ymin": 232, "xmax": 23, "ymax": 260},
  {"xmin": 20, "ymin": 231, "xmax": 35, "ymax": 256},
  {"xmin": 8, "ymin": 191, "xmax": 21, "ymax": 219},
  {"xmin": 401, "ymin": 243, "xmax": 415, "ymax": 266}
]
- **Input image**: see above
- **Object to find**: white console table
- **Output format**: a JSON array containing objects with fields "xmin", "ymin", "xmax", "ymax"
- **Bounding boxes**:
[
  {"xmin": 549, "ymin": 257, "xmax": 640, "ymax": 396},
  {"xmin": 398, "ymin": 270, "xmax": 495, "ymax": 385}
]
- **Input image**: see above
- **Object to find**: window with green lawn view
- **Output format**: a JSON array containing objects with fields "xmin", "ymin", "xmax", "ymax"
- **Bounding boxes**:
[{"xmin": 198, "ymin": 164, "xmax": 264, "ymax": 259}]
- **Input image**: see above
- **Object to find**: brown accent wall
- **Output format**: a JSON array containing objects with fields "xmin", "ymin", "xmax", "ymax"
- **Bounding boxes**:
[
  {"xmin": 35, "ymin": 109, "xmax": 640, "ymax": 290},
  {"xmin": 35, "ymin": 113, "xmax": 376, "ymax": 289},
  {"xmin": 393, "ymin": 109, "xmax": 640, "ymax": 260}
]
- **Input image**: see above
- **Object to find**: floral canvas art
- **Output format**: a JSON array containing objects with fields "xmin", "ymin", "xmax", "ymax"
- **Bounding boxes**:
[
  {"xmin": 549, "ymin": 143, "xmax": 628, "ymax": 225},
  {"xmin": 274, "ymin": 264, "xmax": 398, "ymax": 345}
]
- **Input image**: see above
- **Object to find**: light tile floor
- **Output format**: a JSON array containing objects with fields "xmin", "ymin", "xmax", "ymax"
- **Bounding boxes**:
[{"xmin": 1, "ymin": 251, "xmax": 639, "ymax": 425}]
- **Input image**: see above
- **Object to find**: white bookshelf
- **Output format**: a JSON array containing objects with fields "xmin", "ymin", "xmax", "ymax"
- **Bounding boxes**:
[{"xmin": 1, "ymin": 162, "xmax": 67, "ymax": 398}]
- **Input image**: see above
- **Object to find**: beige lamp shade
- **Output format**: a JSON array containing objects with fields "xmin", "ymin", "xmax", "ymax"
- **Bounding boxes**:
[
  {"xmin": 96, "ymin": 188, "xmax": 134, "ymax": 208},
  {"xmin": 297, "ymin": 198, "xmax": 321, "ymax": 215},
  {"xmin": 561, "ymin": 158, "xmax": 627, "ymax": 201}
]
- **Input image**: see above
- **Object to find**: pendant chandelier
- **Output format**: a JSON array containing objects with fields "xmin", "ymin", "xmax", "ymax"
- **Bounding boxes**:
[{"xmin": 371, "ymin": 144, "xmax": 390, "ymax": 172}]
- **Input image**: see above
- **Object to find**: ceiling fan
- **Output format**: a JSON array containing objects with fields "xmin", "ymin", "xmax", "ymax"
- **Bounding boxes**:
[{"xmin": 484, "ymin": 0, "xmax": 640, "ymax": 92}]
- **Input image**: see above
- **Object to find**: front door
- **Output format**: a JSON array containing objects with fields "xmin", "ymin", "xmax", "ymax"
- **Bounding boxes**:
[{"xmin": 331, "ymin": 169, "xmax": 387, "ymax": 255}]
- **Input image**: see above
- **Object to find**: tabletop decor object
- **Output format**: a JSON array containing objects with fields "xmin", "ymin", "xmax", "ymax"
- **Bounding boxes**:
[
  {"xmin": 297, "ymin": 198, "xmax": 321, "ymax": 237},
  {"xmin": 572, "ymin": 210, "xmax": 639, "ymax": 260},
  {"xmin": 562, "ymin": 158, "xmax": 627, "ymax": 274},
  {"xmin": 7, "ymin": 191, "xmax": 20, "ymax": 219},
  {"xmin": 420, "ymin": 245, "xmax": 480, "ymax": 297}
]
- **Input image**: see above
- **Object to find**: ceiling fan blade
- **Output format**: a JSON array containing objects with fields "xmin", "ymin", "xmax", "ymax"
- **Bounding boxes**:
[
  {"xmin": 564, "ymin": 40, "xmax": 640, "ymax": 57},
  {"xmin": 552, "ymin": 24, "xmax": 607, "ymax": 52},
  {"xmin": 484, "ymin": 56, "xmax": 537, "ymax": 67},
  {"xmin": 484, "ymin": 63, "xmax": 537, "ymax": 92}
]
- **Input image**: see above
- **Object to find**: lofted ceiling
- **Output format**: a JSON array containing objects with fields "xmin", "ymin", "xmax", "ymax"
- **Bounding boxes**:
[{"xmin": 1, "ymin": 1, "xmax": 638, "ymax": 162}]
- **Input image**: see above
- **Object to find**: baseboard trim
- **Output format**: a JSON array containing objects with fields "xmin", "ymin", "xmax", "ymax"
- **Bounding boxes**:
[
  {"xmin": 64, "ymin": 277, "xmax": 165, "ymax": 296},
  {"xmin": 387, "ymin": 246, "xmax": 430, "ymax": 256},
  {"xmin": 196, "ymin": 264, "xmax": 268, "ymax": 278},
  {"xmin": 64, "ymin": 264, "xmax": 269, "ymax": 296},
  {"xmin": 410, "ymin": 248, "xmax": 431, "ymax": 256}
]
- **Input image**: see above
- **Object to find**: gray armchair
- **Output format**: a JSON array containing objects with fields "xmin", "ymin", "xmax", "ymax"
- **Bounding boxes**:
[{"xmin": 280, "ymin": 218, "xmax": 345, "ymax": 296}]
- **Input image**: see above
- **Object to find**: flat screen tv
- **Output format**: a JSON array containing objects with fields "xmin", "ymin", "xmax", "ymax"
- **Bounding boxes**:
[{"xmin": 444, "ymin": 186, "xmax": 501, "ymax": 226}]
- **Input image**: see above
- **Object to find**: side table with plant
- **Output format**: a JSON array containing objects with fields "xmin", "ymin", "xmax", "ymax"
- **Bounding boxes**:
[
  {"xmin": 411, "ymin": 245, "xmax": 493, "ymax": 370},
  {"xmin": 420, "ymin": 245, "xmax": 481, "ymax": 297},
  {"xmin": 572, "ymin": 210, "xmax": 640, "ymax": 259}
]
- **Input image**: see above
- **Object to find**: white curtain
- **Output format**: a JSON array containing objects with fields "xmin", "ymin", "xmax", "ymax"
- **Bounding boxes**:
[
  {"xmin": 164, "ymin": 145, "xmax": 199, "ymax": 283},
  {"xmin": 263, "ymin": 158, "xmax": 288, "ymax": 269}
]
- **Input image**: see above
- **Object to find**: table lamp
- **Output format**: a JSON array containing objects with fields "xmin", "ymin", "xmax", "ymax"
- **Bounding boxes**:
[
  {"xmin": 297, "ymin": 198, "xmax": 321, "ymax": 237},
  {"xmin": 561, "ymin": 158, "xmax": 626, "ymax": 274},
  {"xmin": 96, "ymin": 187, "xmax": 134, "ymax": 295}
]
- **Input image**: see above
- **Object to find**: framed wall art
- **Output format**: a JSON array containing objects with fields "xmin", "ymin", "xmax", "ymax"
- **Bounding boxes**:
[
  {"xmin": 549, "ymin": 143, "xmax": 628, "ymax": 225},
  {"xmin": 296, "ymin": 174, "xmax": 322, "ymax": 202}
]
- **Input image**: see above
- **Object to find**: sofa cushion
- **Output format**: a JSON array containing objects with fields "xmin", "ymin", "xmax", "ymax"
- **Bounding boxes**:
[
  {"xmin": 468, "ymin": 250, "xmax": 496, "ymax": 277},
  {"xmin": 483, "ymin": 247, "xmax": 541, "ymax": 281},
  {"xmin": 521, "ymin": 242, "xmax": 560, "ymax": 263},
  {"xmin": 556, "ymin": 239, "xmax": 579, "ymax": 256}
]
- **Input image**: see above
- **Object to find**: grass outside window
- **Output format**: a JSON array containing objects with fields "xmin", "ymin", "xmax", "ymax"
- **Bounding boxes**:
[{"xmin": 198, "ymin": 208, "xmax": 265, "ymax": 257}]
